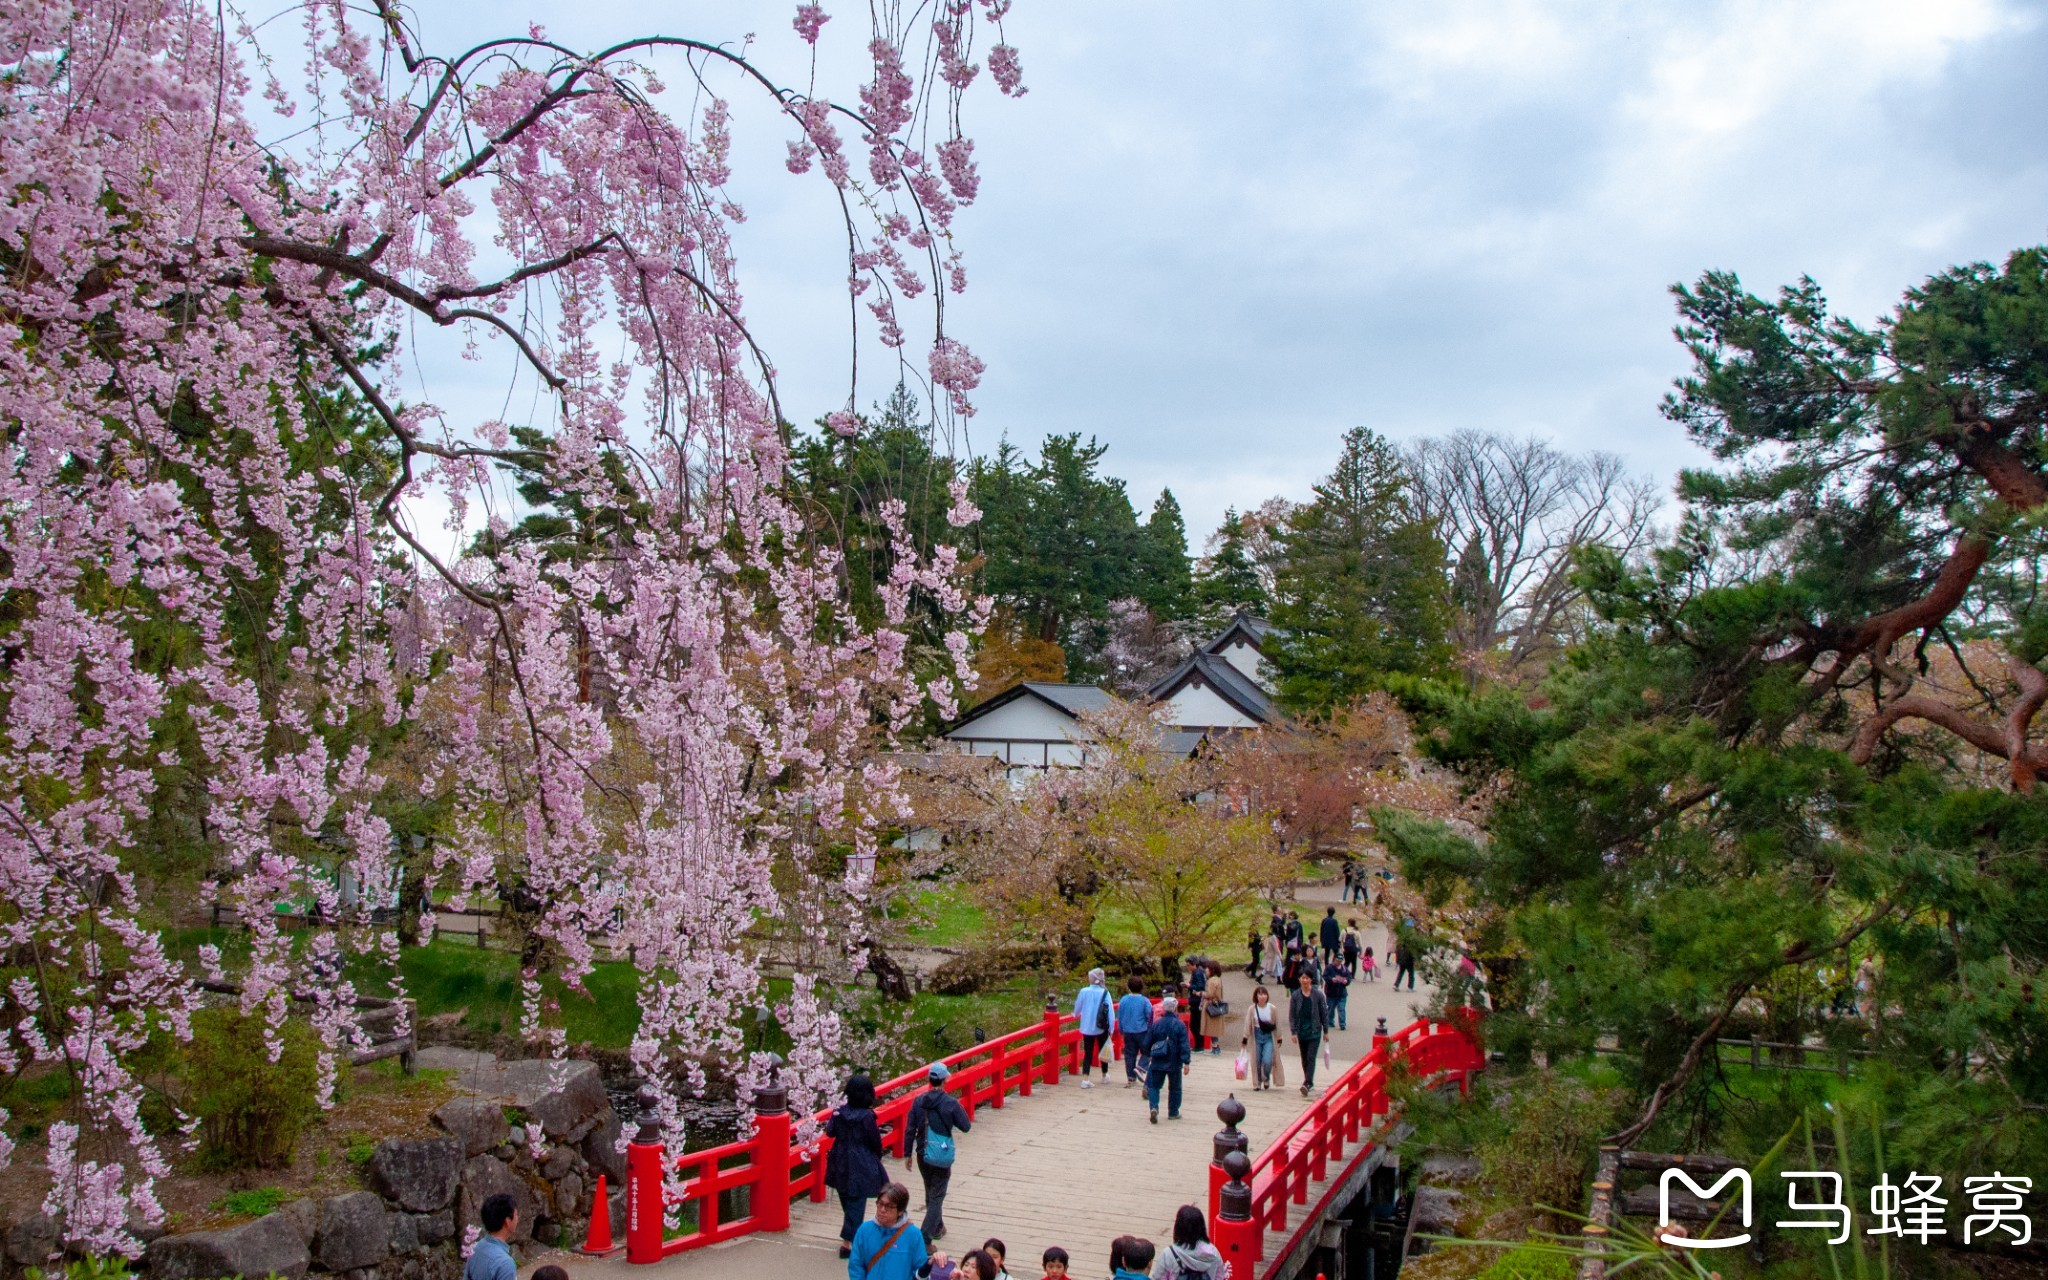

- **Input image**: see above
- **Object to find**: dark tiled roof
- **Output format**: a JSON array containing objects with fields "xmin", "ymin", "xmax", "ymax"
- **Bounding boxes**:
[
  {"xmin": 1202, "ymin": 612, "xmax": 1276, "ymax": 655},
  {"xmin": 1022, "ymin": 682, "xmax": 1116, "ymax": 716},
  {"xmin": 941, "ymin": 680, "xmax": 1111, "ymax": 735},
  {"xmin": 1145, "ymin": 651, "xmax": 1280, "ymax": 727}
]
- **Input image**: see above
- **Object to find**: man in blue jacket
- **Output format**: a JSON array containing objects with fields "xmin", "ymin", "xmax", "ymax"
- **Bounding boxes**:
[
  {"xmin": 1142, "ymin": 995, "xmax": 1194, "ymax": 1123},
  {"xmin": 1115, "ymin": 975, "xmax": 1154, "ymax": 1086}
]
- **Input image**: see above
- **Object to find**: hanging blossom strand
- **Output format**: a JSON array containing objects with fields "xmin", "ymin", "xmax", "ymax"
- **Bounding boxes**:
[{"xmin": 0, "ymin": 0, "xmax": 1015, "ymax": 1253}]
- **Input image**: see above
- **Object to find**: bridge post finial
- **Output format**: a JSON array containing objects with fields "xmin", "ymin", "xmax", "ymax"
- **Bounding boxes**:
[
  {"xmin": 1219, "ymin": 1149, "xmax": 1254, "ymax": 1220},
  {"xmin": 751, "ymin": 1052, "xmax": 788, "ymax": 1115},
  {"xmin": 1213, "ymin": 1148, "xmax": 1259, "ymax": 1277},
  {"xmin": 1208, "ymin": 1094, "xmax": 1250, "ymax": 1216},
  {"xmin": 625, "ymin": 1084, "xmax": 667, "ymax": 1263},
  {"xmin": 1213, "ymin": 1094, "xmax": 1249, "ymax": 1163}
]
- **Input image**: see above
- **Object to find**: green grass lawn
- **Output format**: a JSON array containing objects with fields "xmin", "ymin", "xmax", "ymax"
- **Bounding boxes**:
[
  {"xmin": 394, "ymin": 940, "xmax": 642, "ymax": 1049},
  {"xmin": 893, "ymin": 887, "xmax": 987, "ymax": 948}
]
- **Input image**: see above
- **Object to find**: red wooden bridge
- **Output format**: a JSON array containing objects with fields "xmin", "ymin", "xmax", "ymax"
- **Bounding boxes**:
[{"xmin": 597, "ymin": 986, "xmax": 1484, "ymax": 1280}]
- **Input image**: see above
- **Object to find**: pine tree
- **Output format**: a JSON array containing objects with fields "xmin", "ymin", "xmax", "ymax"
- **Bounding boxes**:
[
  {"xmin": 1137, "ymin": 488, "xmax": 1193, "ymax": 620},
  {"xmin": 1192, "ymin": 508, "xmax": 1270, "ymax": 625},
  {"xmin": 1270, "ymin": 427, "xmax": 1452, "ymax": 710}
]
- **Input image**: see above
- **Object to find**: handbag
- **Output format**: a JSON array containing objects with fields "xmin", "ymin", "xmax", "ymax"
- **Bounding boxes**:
[
  {"xmin": 1233, "ymin": 1050, "xmax": 1249, "ymax": 1081},
  {"xmin": 1205, "ymin": 998, "xmax": 1230, "ymax": 1018}
]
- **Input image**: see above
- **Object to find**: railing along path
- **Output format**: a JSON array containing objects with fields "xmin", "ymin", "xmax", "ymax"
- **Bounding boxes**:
[
  {"xmin": 1208, "ymin": 1012, "xmax": 1486, "ymax": 1280},
  {"xmin": 619, "ymin": 997, "xmax": 1485, "ymax": 1275}
]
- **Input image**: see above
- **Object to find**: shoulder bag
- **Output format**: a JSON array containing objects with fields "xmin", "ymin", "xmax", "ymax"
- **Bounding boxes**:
[{"xmin": 919, "ymin": 1095, "xmax": 956, "ymax": 1167}]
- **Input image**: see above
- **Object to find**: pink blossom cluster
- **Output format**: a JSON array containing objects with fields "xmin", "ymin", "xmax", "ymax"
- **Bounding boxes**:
[{"xmin": 0, "ymin": 0, "xmax": 1012, "ymax": 1255}]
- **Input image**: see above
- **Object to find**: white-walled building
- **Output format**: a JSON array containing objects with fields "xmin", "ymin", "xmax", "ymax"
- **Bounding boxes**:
[
  {"xmin": 936, "ymin": 613, "xmax": 1280, "ymax": 772},
  {"xmin": 937, "ymin": 681, "xmax": 1113, "ymax": 769}
]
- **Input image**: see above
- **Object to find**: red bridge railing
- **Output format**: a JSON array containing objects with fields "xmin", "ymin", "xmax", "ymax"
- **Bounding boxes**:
[
  {"xmin": 625, "ymin": 997, "xmax": 1087, "ymax": 1261},
  {"xmin": 619, "ymin": 997, "xmax": 1479, "ymax": 1270},
  {"xmin": 1207, "ymin": 1011, "xmax": 1486, "ymax": 1280}
]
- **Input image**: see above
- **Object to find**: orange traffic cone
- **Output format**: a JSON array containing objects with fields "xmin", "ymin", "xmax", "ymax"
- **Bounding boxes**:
[{"xmin": 580, "ymin": 1173, "xmax": 616, "ymax": 1255}]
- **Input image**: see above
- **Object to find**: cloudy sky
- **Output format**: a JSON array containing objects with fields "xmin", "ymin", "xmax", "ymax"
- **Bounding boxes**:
[{"xmin": 407, "ymin": 1, "xmax": 2048, "ymax": 544}]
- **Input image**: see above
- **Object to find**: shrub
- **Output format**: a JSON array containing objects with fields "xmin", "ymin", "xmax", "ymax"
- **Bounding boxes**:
[
  {"xmin": 1475, "ymin": 1071, "xmax": 1611, "ymax": 1212},
  {"xmin": 27, "ymin": 1256, "xmax": 131, "ymax": 1280},
  {"xmin": 211, "ymin": 1187, "xmax": 289, "ymax": 1219},
  {"xmin": 186, "ymin": 1007, "xmax": 319, "ymax": 1170}
]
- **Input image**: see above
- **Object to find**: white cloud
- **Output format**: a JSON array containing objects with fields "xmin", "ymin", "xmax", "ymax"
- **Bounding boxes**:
[{"xmin": 342, "ymin": 0, "xmax": 2048, "ymax": 543}]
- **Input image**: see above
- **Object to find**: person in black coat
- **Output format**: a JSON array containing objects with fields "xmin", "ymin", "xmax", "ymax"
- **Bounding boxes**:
[
  {"xmin": 824, "ymin": 1073, "xmax": 887, "ymax": 1256},
  {"xmin": 903, "ymin": 1062, "xmax": 973, "ymax": 1242},
  {"xmin": 1319, "ymin": 907, "xmax": 1342, "ymax": 962}
]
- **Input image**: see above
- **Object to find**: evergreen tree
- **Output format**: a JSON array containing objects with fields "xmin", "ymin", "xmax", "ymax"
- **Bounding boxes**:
[
  {"xmin": 1390, "ymin": 247, "xmax": 2048, "ymax": 1160},
  {"xmin": 1269, "ymin": 427, "xmax": 1452, "ymax": 710},
  {"xmin": 786, "ymin": 384, "xmax": 961, "ymax": 636},
  {"xmin": 1192, "ymin": 508, "xmax": 1270, "ymax": 625},
  {"xmin": 970, "ymin": 433, "xmax": 1150, "ymax": 677},
  {"xmin": 1137, "ymin": 488, "xmax": 1193, "ymax": 621}
]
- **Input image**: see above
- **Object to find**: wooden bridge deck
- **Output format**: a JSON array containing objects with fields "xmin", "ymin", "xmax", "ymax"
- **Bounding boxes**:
[{"xmin": 550, "ymin": 905, "xmax": 1433, "ymax": 1280}]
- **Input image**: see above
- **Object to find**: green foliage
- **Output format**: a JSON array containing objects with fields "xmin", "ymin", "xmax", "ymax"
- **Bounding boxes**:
[
  {"xmin": 786, "ymin": 384, "xmax": 964, "ymax": 643},
  {"xmin": 344, "ymin": 1133, "xmax": 377, "ymax": 1165},
  {"xmin": 26, "ymin": 1256, "xmax": 133, "ymax": 1280},
  {"xmin": 1192, "ymin": 508, "xmax": 1270, "ymax": 626},
  {"xmin": 1474, "ymin": 1072, "xmax": 1614, "ymax": 1212},
  {"xmin": 211, "ymin": 1187, "xmax": 290, "ymax": 1219},
  {"xmin": 391, "ymin": 937, "xmax": 642, "ymax": 1049},
  {"xmin": 1137, "ymin": 489, "xmax": 1193, "ymax": 621},
  {"xmin": 186, "ymin": 1007, "xmax": 320, "ymax": 1171},
  {"xmin": 970, "ymin": 433, "xmax": 1191, "ymax": 676},
  {"xmin": 1271, "ymin": 427, "xmax": 1453, "ymax": 710},
  {"xmin": 1395, "ymin": 242, "xmax": 2048, "ymax": 1154},
  {"xmin": 1476, "ymin": 1245, "xmax": 1577, "ymax": 1280}
]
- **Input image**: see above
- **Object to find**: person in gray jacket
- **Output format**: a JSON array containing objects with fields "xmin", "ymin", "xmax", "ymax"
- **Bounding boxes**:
[
  {"xmin": 1149, "ymin": 1205, "xmax": 1225, "ymax": 1280},
  {"xmin": 1288, "ymin": 968, "xmax": 1330, "ymax": 1095}
]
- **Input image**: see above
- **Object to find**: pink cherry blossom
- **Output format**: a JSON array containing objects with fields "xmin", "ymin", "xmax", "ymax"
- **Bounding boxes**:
[{"xmin": 0, "ymin": 0, "xmax": 1014, "ymax": 1253}]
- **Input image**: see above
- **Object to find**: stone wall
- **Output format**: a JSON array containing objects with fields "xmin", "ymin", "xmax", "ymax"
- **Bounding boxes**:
[{"xmin": 5, "ymin": 1055, "xmax": 629, "ymax": 1280}]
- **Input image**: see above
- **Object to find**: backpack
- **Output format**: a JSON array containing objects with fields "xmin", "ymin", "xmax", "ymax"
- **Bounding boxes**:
[{"xmin": 919, "ymin": 1094, "xmax": 957, "ymax": 1167}]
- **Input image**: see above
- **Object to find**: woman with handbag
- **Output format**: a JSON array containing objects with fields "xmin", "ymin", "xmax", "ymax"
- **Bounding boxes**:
[
  {"xmin": 1239, "ymin": 987, "xmax": 1280, "ymax": 1090},
  {"xmin": 903, "ymin": 1062, "xmax": 972, "ymax": 1242}
]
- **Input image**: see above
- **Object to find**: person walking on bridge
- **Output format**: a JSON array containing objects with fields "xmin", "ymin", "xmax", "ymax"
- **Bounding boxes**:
[
  {"xmin": 1143, "ymin": 995, "xmax": 1194, "ymax": 1123},
  {"xmin": 1288, "ymin": 968, "xmax": 1330, "ymax": 1095},
  {"xmin": 1116, "ymin": 975, "xmax": 1153, "ymax": 1086},
  {"xmin": 1240, "ymin": 986, "xmax": 1279, "ymax": 1090},
  {"xmin": 825, "ymin": 1073, "xmax": 887, "ymax": 1257},
  {"xmin": 904, "ymin": 1063, "xmax": 972, "ymax": 1243},
  {"xmin": 1073, "ymin": 968, "xmax": 1113, "ymax": 1087}
]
